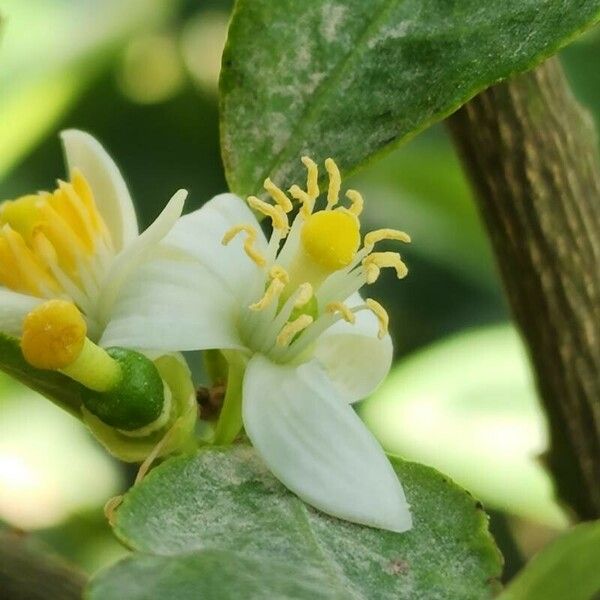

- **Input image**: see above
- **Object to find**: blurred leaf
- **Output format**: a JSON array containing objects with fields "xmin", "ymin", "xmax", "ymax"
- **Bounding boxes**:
[
  {"xmin": 498, "ymin": 522, "xmax": 600, "ymax": 600},
  {"xmin": 0, "ymin": 333, "xmax": 83, "ymax": 418},
  {"xmin": 87, "ymin": 445, "xmax": 502, "ymax": 599},
  {"xmin": 352, "ymin": 128, "xmax": 497, "ymax": 289},
  {"xmin": 0, "ymin": 373, "xmax": 122, "ymax": 529},
  {"xmin": 360, "ymin": 325, "xmax": 568, "ymax": 527},
  {"xmin": 0, "ymin": 0, "xmax": 175, "ymax": 180},
  {"xmin": 36, "ymin": 510, "xmax": 127, "ymax": 574},
  {"xmin": 220, "ymin": 0, "xmax": 600, "ymax": 196},
  {"xmin": 0, "ymin": 528, "xmax": 86, "ymax": 600}
]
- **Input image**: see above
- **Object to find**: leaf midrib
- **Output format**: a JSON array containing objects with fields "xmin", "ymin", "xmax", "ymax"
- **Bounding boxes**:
[{"xmin": 249, "ymin": 0, "xmax": 401, "ymax": 188}]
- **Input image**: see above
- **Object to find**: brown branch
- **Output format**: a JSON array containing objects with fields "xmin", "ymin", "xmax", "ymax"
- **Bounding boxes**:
[
  {"xmin": 447, "ymin": 57, "xmax": 600, "ymax": 519},
  {"xmin": 0, "ymin": 531, "xmax": 86, "ymax": 600}
]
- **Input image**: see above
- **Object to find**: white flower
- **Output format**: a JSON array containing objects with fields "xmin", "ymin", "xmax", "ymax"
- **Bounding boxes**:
[
  {"xmin": 102, "ymin": 157, "xmax": 413, "ymax": 533},
  {"xmin": 0, "ymin": 129, "xmax": 186, "ymax": 343}
]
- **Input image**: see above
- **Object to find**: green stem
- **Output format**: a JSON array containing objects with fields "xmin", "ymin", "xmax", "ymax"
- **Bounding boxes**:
[{"xmin": 213, "ymin": 352, "xmax": 246, "ymax": 445}]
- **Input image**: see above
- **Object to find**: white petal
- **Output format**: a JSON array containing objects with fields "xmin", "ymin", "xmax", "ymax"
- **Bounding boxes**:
[
  {"xmin": 0, "ymin": 290, "xmax": 42, "ymax": 337},
  {"xmin": 96, "ymin": 189, "xmax": 186, "ymax": 328},
  {"xmin": 99, "ymin": 255, "xmax": 245, "ymax": 352},
  {"xmin": 163, "ymin": 193, "xmax": 268, "ymax": 299},
  {"xmin": 61, "ymin": 129, "xmax": 139, "ymax": 250},
  {"xmin": 243, "ymin": 355, "xmax": 411, "ymax": 533},
  {"xmin": 314, "ymin": 292, "xmax": 393, "ymax": 403}
]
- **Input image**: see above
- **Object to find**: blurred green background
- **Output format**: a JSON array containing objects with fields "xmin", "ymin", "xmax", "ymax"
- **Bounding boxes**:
[{"xmin": 0, "ymin": 0, "xmax": 598, "ymax": 581}]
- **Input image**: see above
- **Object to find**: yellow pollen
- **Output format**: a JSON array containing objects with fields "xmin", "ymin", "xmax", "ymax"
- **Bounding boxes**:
[
  {"xmin": 301, "ymin": 210, "xmax": 361, "ymax": 272},
  {"xmin": 345, "ymin": 190, "xmax": 364, "ymax": 216},
  {"xmin": 249, "ymin": 266, "xmax": 289, "ymax": 311},
  {"xmin": 365, "ymin": 298, "xmax": 389, "ymax": 340},
  {"xmin": 222, "ymin": 224, "xmax": 266, "ymax": 267},
  {"xmin": 325, "ymin": 158, "xmax": 341, "ymax": 209},
  {"xmin": 294, "ymin": 282, "xmax": 313, "ymax": 307},
  {"xmin": 21, "ymin": 300, "xmax": 87, "ymax": 370},
  {"xmin": 264, "ymin": 178, "xmax": 293, "ymax": 213},
  {"xmin": 0, "ymin": 171, "xmax": 110, "ymax": 297},
  {"xmin": 364, "ymin": 228, "xmax": 411, "ymax": 249},
  {"xmin": 276, "ymin": 314, "xmax": 313, "ymax": 347},
  {"xmin": 247, "ymin": 196, "xmax": 289, "ymax": 232},
  {"xmin": 326, "ymin": 301, "xmax": 356, "ymax": 324},
  {"xmin": 301, "ymin": 156, "xmax": 320, "ymax": 200},
  {"xmin": 362, "ymin": 252, "xmax": 408, "ymax": 284}
]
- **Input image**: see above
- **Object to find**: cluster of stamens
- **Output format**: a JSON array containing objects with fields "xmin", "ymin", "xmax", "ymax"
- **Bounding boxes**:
[
  {"xmin": 222, "ymin": 157, "xmax": 410, "ymax": 362},
  {"xmin": 0, "ymin": 170, "xmax": 113, "ymax": 317}
]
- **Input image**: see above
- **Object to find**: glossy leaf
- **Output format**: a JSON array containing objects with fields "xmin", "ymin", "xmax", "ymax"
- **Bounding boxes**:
[
  {"xmin": 220, "ymin": 0, "xmax": 600, "ymax": 196},
  {"xmin": 87, "ymin": 445, "xmax": 502, "ymax": 599}
]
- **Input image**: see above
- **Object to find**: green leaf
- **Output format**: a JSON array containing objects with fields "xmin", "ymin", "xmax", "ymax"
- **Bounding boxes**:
[
  {"xmin": 220, "ymin": 0, "xmax": 600, "ymax": 196},
  {"xmin": 498, "ymin": 522, "xmax": 600, "ymax": 600},
  {"xmin": 87, "ymin": 445, "xmax": 502, "ymax": 599},
  {"xmin": 360, "ymin": 325, "xmax": 567, "ymax": 527},
  {"xmin": 0, "ymin": 333, "xmax": 84, "ymax": 418}
]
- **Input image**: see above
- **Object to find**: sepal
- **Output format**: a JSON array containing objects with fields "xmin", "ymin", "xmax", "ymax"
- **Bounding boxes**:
[{"xmin": 83, "ymin": 353, "xmax": 197, "ymax": 462}]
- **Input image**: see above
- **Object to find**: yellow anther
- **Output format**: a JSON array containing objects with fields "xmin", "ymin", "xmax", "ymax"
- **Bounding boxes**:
[
  {"xmin": 0, "ymin": 225, "xmax": 58, "ymax": 297},
  {"xmin": 222, "ymin": 224, "xmax": 266, "ymax": 267},
  {"xmin": 345, "ymin": 190, "xmax": 364, "ymax": 216},
  {"xmin": 294, "ymin": 282, "xmax": 313, "ymax": 307},
  {"xmin": 326, "ymin": 301, "xmax": 356, "ymax": 324},
  {"xmin": 21, "ymin": 300, "xmax": 87, "ymax": 370},
  {"xmin": 249, "ymin": 265, "xmax": 290, "ymax": 311},
  {"xmin": 362, "ymin": 252, "xmax": 408, "ymax": 284},
  {"xmin": 0, "ymin": 172, "xmax": 111, "ymax": 297},
  {"xmin": 365, "ymin": 298, "xmax": 389, "ymax": 340},
  {"xmin": 301, "ymin": 156, "xmax": 319, "ymax": 200},
  {"xmin": 264, "ymin": 178, "xmax": 293, "ymax": 213},
  {"xmin": 276, "ymin": 314, "xmax": 314, "ymax": 347},
  {"xmin": 289, "ymin": 185, "xmax": 315, "ymax": 218},
  {"xmin": 364, "ymin": 228, "xmax": 411, "ymax": 249},
  {"xmin": 301, "ymin": 210, "xmax": 360, "ymax": 272},
  {"xmin": 325, "ymin": 158, "xmax": 341, "ymax": 209},
  {"xmin": 247, "ymin": 196, "xmax": 289, "ymax": 232}
]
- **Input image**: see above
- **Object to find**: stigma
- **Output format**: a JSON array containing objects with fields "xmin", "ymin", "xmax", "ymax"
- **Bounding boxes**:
[
  {"xmin": 222, "ymin": 157, "xmax": 411, "ymax": 362},
  {"xmin": 0, "ymin": 170, "xmax": 113, "ymax": 307}
]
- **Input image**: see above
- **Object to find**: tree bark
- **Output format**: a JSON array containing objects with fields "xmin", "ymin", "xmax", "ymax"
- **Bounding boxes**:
[{"xmin": 447, "ymin": 57, "xmax": 600, "ymax": 519}]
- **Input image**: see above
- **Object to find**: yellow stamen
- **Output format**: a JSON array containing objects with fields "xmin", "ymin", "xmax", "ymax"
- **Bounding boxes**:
[
  {"xmin": 264, "ymin": 178, "xmax": 293, "ymax": 213},
  {"xmin": 222, "ymin": 224, "xmax": 266, "ymax": 267},
  {"xmin": 362, "ymin": 252, "xmax": 408, "ymax": 284},
  {"xmin": 249, "ymin": 266, "xmax": 289, "ymax": 311},
  {"xmin": 0, "ymin": 226, "xmax": 58, "ymax": 296},
  {"xmin": 325, "ymin": 158, "xmax": 341, "ymax": 209},
  {"xmin": 294, "ymin": 282, "xmax": 313, "ymax": 307},
  {"xmin": 365, "ymin": 298, "xmax": 389, "ymax": 339},
  {"xmin": 345, "ymin": 190, "xmax": 364, "ymax": 216},
  {"xmin": 0, "ymin": 172, "xmax": 111, "ymax": 297},
  {"xmin": 276, "ymin": 314, "xmax": 313, "ymax": 347},
  {"xmin": 326, "ymin": 301, "xmax": 356, "ymax": 324},
  {"xmin": 21, "ymin": 300, "xmax": 121, "ymax": 391},
  {"xmin": 289, "ymin": 185, "xmax": 315, "ymax": 218},
  {"xmin": 301, "ymin": 210, "xmax": 361, "ymax": 272},
  {"xmin": 21, "ymin": 300, "xmax": 87, "ymax": 370},
  {"xmin": 301, "ymin": 156, "xmax": 319, "ymax": 200},
  {"xmin": 364, "ymin": 228, "xmax": 411, "ymax": 249},
  {"xmin": 247, "ymin": 196, "xmax": 289, "ymax": 232}
]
